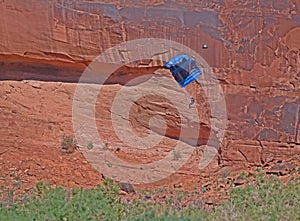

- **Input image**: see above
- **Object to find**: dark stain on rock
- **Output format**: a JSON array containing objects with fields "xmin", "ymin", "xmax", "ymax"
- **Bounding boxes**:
[
  {"xmin": 183, "ymin": 10, "xmax": 221, "ymax": 28},
  {"xmin": 256, "ymin": 128, "xmax": 280, "ymax": 141},
  {"xmin": 248, "ymin": 100, "xmax": 263, "ymax": 117},
  {"xmin": 279, "ymin": 100, "xmax": 300, "ymax": 135}
]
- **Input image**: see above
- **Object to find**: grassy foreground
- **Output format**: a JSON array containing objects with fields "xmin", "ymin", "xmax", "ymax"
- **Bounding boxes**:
[{"xmin": 1, "ymin": 172, "xmax": 300, "ymax": 221}]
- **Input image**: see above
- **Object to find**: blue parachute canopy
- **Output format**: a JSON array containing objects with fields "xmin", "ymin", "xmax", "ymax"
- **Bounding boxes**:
[{"xmin": 165, "ymin": 54, "xmax": 202, "ymax": 87}]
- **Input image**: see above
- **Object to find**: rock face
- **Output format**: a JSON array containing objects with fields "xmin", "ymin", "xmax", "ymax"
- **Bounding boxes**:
[{"xmin": 0, "ymin": 0, "xmax": 299, "ymax": 188}]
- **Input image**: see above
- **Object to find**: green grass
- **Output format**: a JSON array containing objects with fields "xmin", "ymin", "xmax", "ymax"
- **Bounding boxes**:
[
  {"xmin": 207, "ymin": 171, "xmax": 300, "ymax": 221},
  {"xmin": 1, "ymin": 171, "xmax": 300, "ymax": 221}
]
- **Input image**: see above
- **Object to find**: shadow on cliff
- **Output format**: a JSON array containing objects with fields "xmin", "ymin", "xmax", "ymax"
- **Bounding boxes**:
[{"xmin": 0, "ymin": 58, "xmax": 163, "ymax": 86}]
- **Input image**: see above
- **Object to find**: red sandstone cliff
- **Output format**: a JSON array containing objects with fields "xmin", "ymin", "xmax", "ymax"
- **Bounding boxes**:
[{"xmin": 0, "ymin": 0, "xmax": 299, "ymax": 189}]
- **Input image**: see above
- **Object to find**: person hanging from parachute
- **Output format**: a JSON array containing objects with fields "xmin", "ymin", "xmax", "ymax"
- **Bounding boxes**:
[{"xmin": 165, "ymin": 54, "xmax": 202, "ymax": 108}]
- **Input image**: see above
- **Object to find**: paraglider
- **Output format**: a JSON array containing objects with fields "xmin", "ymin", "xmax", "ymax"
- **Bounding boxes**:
[{"xmin": 165, "ymin": 54, "xmax": 202, "ymax": 108}]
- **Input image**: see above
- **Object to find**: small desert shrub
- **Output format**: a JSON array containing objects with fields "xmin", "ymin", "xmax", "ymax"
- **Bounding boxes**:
[
  {"xmin": 61, "ymin": 135, "xmax": 77, "ymax": 153},
  {"xmin": 87, "ymin": 141, "xmax": 94, "ymax": 150}
]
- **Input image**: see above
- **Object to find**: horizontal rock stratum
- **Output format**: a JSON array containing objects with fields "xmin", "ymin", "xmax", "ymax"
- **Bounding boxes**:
[{"xmin": 0, "ymin": 0, "xmax": 299, "ymax": 188}]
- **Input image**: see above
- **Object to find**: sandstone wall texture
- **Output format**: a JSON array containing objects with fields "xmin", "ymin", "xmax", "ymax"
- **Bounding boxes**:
[{"xmin": 0, "ymin": 0, "xmax": 299, "ymax": 187}]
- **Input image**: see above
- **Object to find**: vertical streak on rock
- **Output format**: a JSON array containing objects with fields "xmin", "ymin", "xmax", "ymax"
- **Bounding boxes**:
[
  {"xmin": 48, "ymin": 1, "xmax": 55, "ymax": 53},
  {"xmin": 121, "ymin": 21, "xmax": 127, "ymax": 42},
  {"xmin": 0, "ymin": 1, "xmax": 8, "ymax": 50},
  {"xmin": 295, "ymin": 104, "xmax": 300, "ymax": 143}
]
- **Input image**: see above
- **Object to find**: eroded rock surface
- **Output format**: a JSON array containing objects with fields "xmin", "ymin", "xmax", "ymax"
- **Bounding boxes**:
[{"xmin": 0, "ymin": 0, "xmax": 299, "ymax": 189}]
